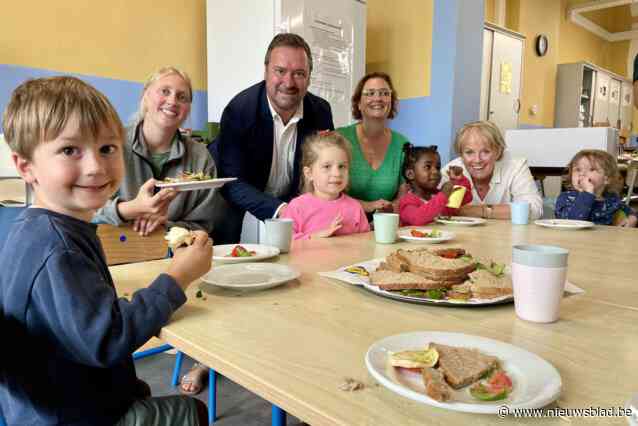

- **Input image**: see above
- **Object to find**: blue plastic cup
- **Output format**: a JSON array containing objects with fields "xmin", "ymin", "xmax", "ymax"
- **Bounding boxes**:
[{"xmin": 510, "ymin": 201, "xmax": 530, "ymax": 225}]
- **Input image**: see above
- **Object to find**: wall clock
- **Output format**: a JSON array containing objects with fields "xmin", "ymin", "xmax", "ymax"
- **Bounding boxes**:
[{"xmin": 535, "ymin": 34, "xmax": 548, "ymax": 57}]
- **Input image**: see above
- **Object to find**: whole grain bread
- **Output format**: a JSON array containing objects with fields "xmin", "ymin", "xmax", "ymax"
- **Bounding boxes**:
[
  {"xmin": 422, "ymin": 367, "xmax": 452, "ymax": 402},
  {"xmin": 430, "ymin": 343, "xmax": 499, "ymax": 389},
  {"xmin": 468, "ymin": 269, "xmax": 513, "ymax": 299},
  {"xmin": 396, "ymin": 248, "xmax": 476, "ymax": 280},
  {"xmin": 370, "ymin": 270, "xmax": 460, "ymax": 290}
]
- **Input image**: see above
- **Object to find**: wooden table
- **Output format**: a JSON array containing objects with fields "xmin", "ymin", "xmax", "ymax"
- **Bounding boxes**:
[{"xmin": 111, "ymin": 222, "xmax": 638, "ymax": 425}]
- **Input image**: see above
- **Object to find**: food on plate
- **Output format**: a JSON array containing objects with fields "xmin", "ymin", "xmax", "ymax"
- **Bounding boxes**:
[
  {"xmin": 344, "ymin": 265, "xmax": 370, "ymax": 277},
  {"xmin": 369, "ymin": 247, "xmax": 509, "ymax": 301},
  {"xmin": 161, "ymin": 171, "xmax": 212, "ymax": 183},
  {"xmin": 410, "ymin": 229, "xmax": 442, "ymax": 238},
  {"xmin": 438, "ymin": 216, "xmax": 476, "ymax": 223},
  {"xmin": 227, "ymin": 245, "xmax": 257, "ymax": 257},
  {"xmin": 165, "ymin": 226, "xmax": 195, "ymax": 249},
  {"xmin": 391, "ymin": 342, "xmax": 512, "ymax": 403}
]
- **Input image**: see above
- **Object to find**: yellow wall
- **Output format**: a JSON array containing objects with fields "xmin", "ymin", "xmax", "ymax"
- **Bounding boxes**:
[
  {"xmin": 366, "ymin": 0, "xmax": 433, "ymax": 99},
  {"xmin": 485, "ymin": 0, "xmax": 496, "ymax": 24},
  {"xmin": 1, "ymin": 0, "xmax": 208, "ymax": 90}
]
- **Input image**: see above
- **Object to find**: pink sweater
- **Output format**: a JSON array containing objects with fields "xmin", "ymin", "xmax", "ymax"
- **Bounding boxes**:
[
  {"xmin": 399, "ymin": 176, "xmax": 473, "ymax": 226},
  {"xmin": 281, "ymin": 193, "xmax": 370, "ymax": 240}
]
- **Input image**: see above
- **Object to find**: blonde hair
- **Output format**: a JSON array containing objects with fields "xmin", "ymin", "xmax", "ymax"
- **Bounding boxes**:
[
  {"xmin": 133, "ymin": 66, "xmax": 193, "ymax": 124},
  {"xmin": 454, "ymin": 120, "xmax": 506, "ymax": 161},
  {"xmin": 300, "ymin": 131, "xmax": 352, "ymax": 193},
  {"xmin": 565, "ymin": 149, "xmax": 622, "ymax": 194},
  {"xmin": 2, "ymin": 76, "xmax": 124, "ymax": 160}
]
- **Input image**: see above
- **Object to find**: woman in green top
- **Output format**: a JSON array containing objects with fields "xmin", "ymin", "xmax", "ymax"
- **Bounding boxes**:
[{"xmin": 337, "ymin": 72, "xmax": 409, "ymax": 213}]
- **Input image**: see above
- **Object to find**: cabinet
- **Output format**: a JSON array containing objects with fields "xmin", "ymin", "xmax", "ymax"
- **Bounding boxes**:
[
  {"xmin": 555, "ymin": 62, "xmax": 632, "ymax": 131},
  {"xmin": 480, "ymin": 24, "xmax": 524, "ymax": 132}
]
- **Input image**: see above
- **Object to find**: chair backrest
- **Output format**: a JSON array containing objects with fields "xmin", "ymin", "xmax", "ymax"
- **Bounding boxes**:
[{"xmin": 97, "ymin": 224, "xmax": 168, "ymax": 266}]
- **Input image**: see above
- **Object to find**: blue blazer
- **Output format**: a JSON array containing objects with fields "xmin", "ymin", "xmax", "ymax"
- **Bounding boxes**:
[{"xmin": 211, "ymin": 81, "xmax": 334, "ymax": 221}]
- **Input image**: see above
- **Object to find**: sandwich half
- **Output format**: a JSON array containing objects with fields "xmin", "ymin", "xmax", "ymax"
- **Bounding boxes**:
[{"xmin": 430, "ymin": 343, "xmax": 499, "ymax": 389}]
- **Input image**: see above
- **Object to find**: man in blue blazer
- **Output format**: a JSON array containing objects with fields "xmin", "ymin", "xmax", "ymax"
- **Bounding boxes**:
[{"xmin": 211, "ymin": 33, "xmax": 334, "ymax": 244}]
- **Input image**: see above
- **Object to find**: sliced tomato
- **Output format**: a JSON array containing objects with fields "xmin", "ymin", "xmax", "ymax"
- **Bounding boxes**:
[
  {"xmin": 410, "ymin": 229, "xmax": 426, "ymax": 238},
  {"xmin": 438, "ymin": 250, "xmax": 460, "ymax": 259},
  {"xmin": 487, "ymin": 371, "xmax": 513, "ymax": 392},
  {"xmin": 395, "ymin": 366, "xmax": 423, "ymax": 374}
]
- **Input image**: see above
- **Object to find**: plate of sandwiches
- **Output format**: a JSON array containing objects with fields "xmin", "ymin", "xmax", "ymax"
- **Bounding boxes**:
[
  {"xmin": 397, "ymin": 227, "xmax": 455, "ymax": 244},
  {"xmin": 534, "ymin": 219, "xmax": 594, "ymax": 230},
  {"xmin": 365, "ymin": 331, "xmax": 562, "ymax": 413},
  {"xmin": 366, "ymin": 247, "xmax": 512, "ymax": 306},
  {"xmin": 436, "ymin": 216, "xmax": 486, "ymax": 226},
  {"xmin": 212, "ymin": 244, "xmax": 280, "ymax": 263},
  {"xmin": 155, "ymin": 173, "xmax": 237, "ymax": 191}
]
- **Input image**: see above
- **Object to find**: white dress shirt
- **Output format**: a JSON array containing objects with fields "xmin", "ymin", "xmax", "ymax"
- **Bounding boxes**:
[{"xmin": 442, "ymin": 151, "xmax": 543, "ymax": 220}]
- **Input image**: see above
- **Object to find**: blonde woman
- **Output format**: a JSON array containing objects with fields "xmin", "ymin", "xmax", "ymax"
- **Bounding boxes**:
[
  {"xmin": 94, "ymin": 66, "xmax": 217, "ymax": 234},
  {"xmin": 441, "ymin": 121, "xmax": 543, "ymax": 220}
]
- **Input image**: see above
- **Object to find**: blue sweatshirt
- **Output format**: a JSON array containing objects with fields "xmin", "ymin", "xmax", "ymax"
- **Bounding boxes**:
[
  {"xmin": 555, "ymin": 190, "xmax": 635, "ymax": 225},
  {"xmin": 0, "ymin": 208, "xmax": 186, "ymax": 425}
]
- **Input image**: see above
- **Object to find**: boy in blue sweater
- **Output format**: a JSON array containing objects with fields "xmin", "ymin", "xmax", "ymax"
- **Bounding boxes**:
[{"xmin": 0, "ymin": 76, "xmax": 212, "ymax": 425}]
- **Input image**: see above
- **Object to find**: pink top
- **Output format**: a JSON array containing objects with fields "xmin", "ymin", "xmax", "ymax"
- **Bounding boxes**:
[
  {"xmin": 399, "ymin": 176, "xmax": 473, "ymax": 226},
  {"xmin": 281, "ymin": 193, "xmax": 370, "ymax": 240}
]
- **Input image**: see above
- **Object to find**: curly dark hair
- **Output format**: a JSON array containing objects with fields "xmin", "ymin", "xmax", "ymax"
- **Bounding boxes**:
[
  {"xmin": 351, "ymin": 72, "xmax": 398, "ymax": 120},
  {"xmin": 401, "ymin": 143, "xmax": 440, "ymax": 182}
]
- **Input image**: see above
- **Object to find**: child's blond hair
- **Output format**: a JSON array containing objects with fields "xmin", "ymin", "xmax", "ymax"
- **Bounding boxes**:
[
  {"xmin": 300, "ymin": 131, "xmax": 352, "ymax": 193},
  {"xmin": 3, "ymin": 76, "xmax": 124, "ymax": 160},
  {"xmin": 565, "ymin": 149, "xmax": 622, "ymax": 195},
  {"xmin": 453, "ymin": 120, "xmax": 506, "ymax": 161},
  {"xmin": 133, "ymin": 66, "xmax": 193, "ymax": 124}
]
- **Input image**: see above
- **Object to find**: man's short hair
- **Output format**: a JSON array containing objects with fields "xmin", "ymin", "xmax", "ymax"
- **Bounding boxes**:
[
  {"xmin": 3, "ymin": 76, "xmax": 124, "ymax": 160},
  {"xmin": 264, "ymin": 33, "xmax": 313, "ymax": 74}
]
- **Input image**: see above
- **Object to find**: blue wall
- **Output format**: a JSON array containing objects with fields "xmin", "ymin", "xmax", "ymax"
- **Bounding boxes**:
[
  {"xmin": 0, "ymin": 64, "xmax": 208, "ymax": 131},
  {"xmin": 388, "ymin": 0, "xmax": 484, "ymax": 166}
]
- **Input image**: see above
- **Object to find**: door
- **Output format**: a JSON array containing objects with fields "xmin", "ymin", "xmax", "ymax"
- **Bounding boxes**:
[
  {"xmin": 608, "ymin": 79, "xmax": 621, "ymax": 128},
  {"xmin": 480, "ymin": 29, "xmax": 494, "ymax": 121},
  {"xmin": 488, "ymin": 31, "xmax": 523, "ymax": 131},
  {"xmin": 592, "ymin": 71, "xmax": 610, "ymax": 125}
]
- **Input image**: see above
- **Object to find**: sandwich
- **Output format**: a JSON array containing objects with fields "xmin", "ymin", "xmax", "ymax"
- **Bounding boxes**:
[
  {"xmin": 467, "ymin": 269, "xmax": 513, "ymax": 299},
  {"xmin": 395, "ymin": 248, "xmax": 476, "ymax": 281},
  {"xmin": 389, "ymin": 347, "xmax": 439, "ymax": 369},
  {"xmin": 429, "ymin": 343, "xmax": 499, "ymax": 389},
  {"xmin": 165, "ymin": 226, "xmax": 195, "ymax": 249},
  {"xmin": 370, "ymin": 270, "xmax": 460, "ymax": 291},
  {"xmin": 422, "ymin": 367, "xmax": 452, "ymax": 402}
]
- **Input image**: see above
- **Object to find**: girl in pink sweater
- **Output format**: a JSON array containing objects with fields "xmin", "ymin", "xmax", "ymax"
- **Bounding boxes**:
[
  {"xmin": 399, "ymin": 144, "xmax": 472, "ymax": 225},
  {"xmin": 281, "ymin": 132, "xmax": 370, "ymax": 239}
]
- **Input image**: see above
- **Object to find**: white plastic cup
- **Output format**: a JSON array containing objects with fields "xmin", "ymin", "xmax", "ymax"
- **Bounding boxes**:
[
  {"xmin": 373, "ymin": 213, "xmax": 399, "ymax": 244},
  {"xmin": 264, "ymin": 218, "xmax": 293, "ymax": 253},
  {"xmin": 512, "ymin": 245, "xmax": 569, "ymax": 323}
]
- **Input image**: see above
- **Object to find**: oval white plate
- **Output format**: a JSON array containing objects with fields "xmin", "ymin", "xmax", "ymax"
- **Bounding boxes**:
[
  {"xmin": 156, "ymin": 177, "xmax": 237, "ymax": 191},
  {"xmin": 534, "ymin": 219, "xmax": 594, "ymax": 230},
  {"xmin": 213, "ymin": 244, "xmax": 280, "ymax": 263},
  {"xmin": 436, "ymin": 216, "xmax": 486, "ymax": 226},
  {"xmin": 397, "ymin": 227, "xmax": 455, "ymax": 244},
  {"xmin": 365, "ymin": 331, "xmax": 561, "ymax": 414},
  {"xmin": 625, "ymin": 393, "xmax": 638, "ymax": 426},
  {"xmin": 201, "ymin": 263, "xmax": 300, "ymax": 290}
]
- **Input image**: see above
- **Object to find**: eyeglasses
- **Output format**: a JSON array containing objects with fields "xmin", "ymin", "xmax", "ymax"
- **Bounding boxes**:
[{"xmin": 361, "ymin": 89, "xmax": 392, "ymax": 98}]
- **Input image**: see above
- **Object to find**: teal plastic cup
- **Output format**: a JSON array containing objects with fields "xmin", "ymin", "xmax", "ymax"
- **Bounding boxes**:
[
  {"xmin": 373, "ymin": 213, "xmax": 399, "ymax": 244},
  {"xmin": 511, "ymin": 201, "xmax": 530, "ymax": 225}
]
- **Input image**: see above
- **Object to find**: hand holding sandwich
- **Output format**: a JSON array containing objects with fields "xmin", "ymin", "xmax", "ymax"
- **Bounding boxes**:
[{"xmin": 166, "ymin": 230, "xmax": 213, "ymax": 290}]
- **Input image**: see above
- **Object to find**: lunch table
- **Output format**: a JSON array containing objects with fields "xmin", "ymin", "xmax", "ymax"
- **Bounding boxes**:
[{"xmin": 111, "ymin": 221, "xmax": 638, "ymax": 425}]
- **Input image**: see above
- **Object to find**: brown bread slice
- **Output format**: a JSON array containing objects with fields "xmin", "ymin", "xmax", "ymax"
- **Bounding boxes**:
[
  {"xmin": 369, "ymin": 270, "xmax": 457, "ymax": 290},
  {"xmin": 468, "ymin": 269, "xmax": 513, "ymax": 299},
  {"xmin": 384, "ymin": 251, "xmax": 410, "ymax": 272},
  {"xmin": 430, "ymin": 343, "xmax": 499, "ymax": 389},
  {"xmin": 422, "ymin": 367, "xmax": 452, "ymax": 402},
  {"xmin": 396, "ymin": 248, "xmax": 476, "ymax": 280}
]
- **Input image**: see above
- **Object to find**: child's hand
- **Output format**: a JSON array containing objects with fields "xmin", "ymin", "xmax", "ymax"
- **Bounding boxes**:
[
  {"xmin": 440, "ymin": 181, "xmax": 455, "ymax": 197},
  {"xmin": 620, "ymin": 215, "xmax": 638, "ymax": 227},
  {"xmin": 576, "ymin": 176, "xmax": 595, "ymax": 194},
  {"xmin": 313, "ymin": 213, "xmax": 343, "ymax": 238},
  {"xmin": 118, "ymin": 179, "xmax": 178, "ymax": 221},
  {"xmin": 166, "ymin": 231, "xmax": 213, "ymax": 290},
  {"xmin": 448, "ymin": 166, "xmax": 464, "ymax": 180}
]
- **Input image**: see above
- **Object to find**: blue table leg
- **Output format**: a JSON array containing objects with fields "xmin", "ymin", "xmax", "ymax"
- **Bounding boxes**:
[
  {"xmin": 271, "ymin": 405, "xmax": 286, "ymax": 426},
  {"xmin": 209, "ymin": 369, "xmax": 217, "ymax": 424},
  {"xmin": 132, "ymin": 344, "xmax": 172, "ymax": 360},
  {"xmin": 171, "ymin": 351, "xmax": 184, "ymax": 387}
]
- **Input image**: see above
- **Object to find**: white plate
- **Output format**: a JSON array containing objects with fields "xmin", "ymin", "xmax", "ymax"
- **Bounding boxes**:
[
  {"xmin": 201, "ymin": 263, "xmax": 299, "ymax": 290},
  {"xmin": 213, "ymin": 244, "xmax": 280, "ymax": 263},
  {"xmin": 397, "ymin": 227, "xmax": 455, "ymax": 244},
  {"xmin": 436, "ymin": 216, "xmax": 486, "ymax": 226},
  {"xmin": 534, "ymin": 219, "xmax": 594, "ymax": 230},
  {"xmin": 362, "ymin": 282, "xmax": 513, "ymax": 306},
  {"xmin": 365, "ymin": 331, "xmax": 562, "ymax": 414},
  {"xmin": 155, "ymin": 177, "xmax": 237, "ymax": 191}
]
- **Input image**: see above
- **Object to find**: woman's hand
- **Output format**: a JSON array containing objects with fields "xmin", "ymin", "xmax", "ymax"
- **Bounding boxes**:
[
  {"xmin": 362, "ymin": 199, "xmax": 393, "ymax": 213},
  {"xmin": 312, "ymin": 213, "xmax": 343, "ymax": 238},
  {"xmin": 117, "ymin": 179, "xmax": 178, "ymax": 221},
  {"xmin": 133, "ymin": 213, "xmax": 169, "ymax": 236}
]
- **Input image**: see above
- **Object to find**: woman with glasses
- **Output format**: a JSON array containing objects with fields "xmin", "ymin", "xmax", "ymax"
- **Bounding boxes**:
[
  {"xmin": 336, "ymin": 72, "xmax": 409, "ymax": 214},
  {"xmin": 94, "ymin": 66, "xmax": 217, "ymax": 235}
]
